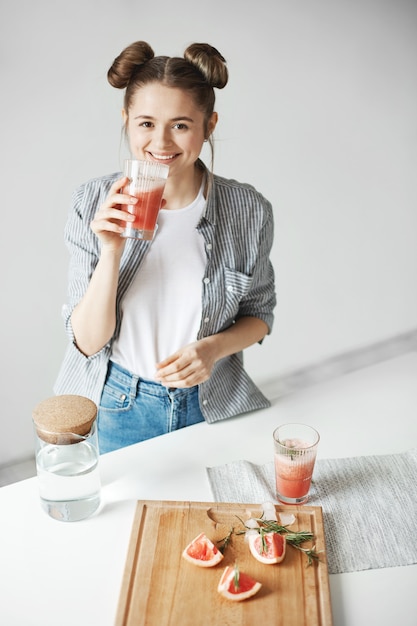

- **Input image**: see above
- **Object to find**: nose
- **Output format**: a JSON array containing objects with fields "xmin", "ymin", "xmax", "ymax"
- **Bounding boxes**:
[{"xmin": 153, "ymin": 125, "xmax": 172, "ymax": 150}]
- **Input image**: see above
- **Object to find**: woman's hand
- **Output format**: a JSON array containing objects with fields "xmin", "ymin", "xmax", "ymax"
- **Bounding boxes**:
[
  {"xmin": 154, "ymin": 317, "xmax": 268, "ymax": 389},
  {"xmin": 90, "ymin": 176, "xmax": 136, "ymax": 251},
  {"xmin": 154, "ymin": 338, "xmax": 217, "ymax": 388}
]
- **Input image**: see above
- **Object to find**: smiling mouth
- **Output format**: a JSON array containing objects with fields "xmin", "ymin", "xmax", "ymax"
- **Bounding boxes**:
[{"xmin": 148, "ymin": 152, "xmax": 178, "ymax": 162}]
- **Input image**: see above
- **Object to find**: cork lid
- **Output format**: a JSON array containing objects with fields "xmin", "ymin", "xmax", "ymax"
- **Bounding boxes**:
[{"xmin": 33, "ymin": 395, "xmax": 97, "ymax": 444}]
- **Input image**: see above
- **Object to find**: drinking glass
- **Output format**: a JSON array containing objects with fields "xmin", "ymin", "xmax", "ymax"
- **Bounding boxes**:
[
  {"xmin": 273, "ymin": 423, "xmax": 320, "ymax": 504},
  {"xmin": 121, "ymin": 159, "xmax": 169, "ymax": 240}
]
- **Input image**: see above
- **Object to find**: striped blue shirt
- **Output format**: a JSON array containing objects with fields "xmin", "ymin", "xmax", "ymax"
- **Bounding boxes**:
[{"xmin": 54, "ymin": 167, "xmax": 276, "ymax": 423}]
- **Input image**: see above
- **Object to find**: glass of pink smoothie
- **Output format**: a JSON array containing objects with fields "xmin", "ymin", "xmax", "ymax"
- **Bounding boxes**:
[
  {"xmin": 121, "ymin": 159, "xmax": 169, "ymax": 240},
  {"xmin": 273, "ymin": 423, "xmax": 320, "ymax": 504}
]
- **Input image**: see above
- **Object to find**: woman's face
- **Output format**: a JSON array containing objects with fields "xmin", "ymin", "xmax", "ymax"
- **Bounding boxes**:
[{"xmin": 123, "ymin": 83, "xmax": 217, "ymax": 180}]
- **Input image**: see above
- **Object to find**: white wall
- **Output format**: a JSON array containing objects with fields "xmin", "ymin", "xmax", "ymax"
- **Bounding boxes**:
[{"xmin": 1, "ymin": 0, "xmax": 416, "ymax": 465}]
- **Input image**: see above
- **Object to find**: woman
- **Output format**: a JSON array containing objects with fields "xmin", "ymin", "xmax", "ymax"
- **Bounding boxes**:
[{"xmin": 55, "ymin": 41, "xmax": 276, "ymax": 453}]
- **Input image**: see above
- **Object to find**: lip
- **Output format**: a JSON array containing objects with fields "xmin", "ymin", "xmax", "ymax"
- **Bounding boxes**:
[{"xmin": 148, "ymin": 152, "xmax": 179, "ymax": 163}]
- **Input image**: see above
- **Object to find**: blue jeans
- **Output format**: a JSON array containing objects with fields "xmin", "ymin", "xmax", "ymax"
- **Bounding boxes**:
[{"xmin": 97, "ymin": 361, "xmax": 205, "ymax": 454}]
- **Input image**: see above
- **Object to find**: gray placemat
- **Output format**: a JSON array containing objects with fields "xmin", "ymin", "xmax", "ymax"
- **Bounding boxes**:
[{"xmin": 206, "ymin": 449, "xmax": 417, "ymax": 574}]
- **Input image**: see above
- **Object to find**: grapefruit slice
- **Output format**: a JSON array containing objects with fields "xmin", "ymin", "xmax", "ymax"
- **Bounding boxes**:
[
  {"xmin": 182, "ymin": 532, "xmax": 224, "ymax": 567},
  {"xmin": 217, "ymin": 565, "xmax": 262, "ymax": 601},
  {"xmin": 248, "ymin": 531, "xmax": 286, "ymax": 564}
]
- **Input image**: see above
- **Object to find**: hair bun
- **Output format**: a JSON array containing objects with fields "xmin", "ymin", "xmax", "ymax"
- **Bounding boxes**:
[
  {"xmin": 184, "ymin": 43, "xmax": 228, "ymax": 89},
  {"xmin": 107, "ymin": 41, "xmax": 155, "ymax": 89}
]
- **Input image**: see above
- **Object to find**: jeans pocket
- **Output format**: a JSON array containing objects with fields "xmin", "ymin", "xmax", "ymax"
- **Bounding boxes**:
[{"xmin": 99, "ymin": 376, "xmax": 132, "ymax": 412}]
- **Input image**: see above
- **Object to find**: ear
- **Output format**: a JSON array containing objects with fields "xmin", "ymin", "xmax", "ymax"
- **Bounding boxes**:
[
  {"xmin": 121, "ymin": 108, "xmax": 128, "ymax": 125},
  {"xmin": 206, "ymin": 112, "xmax": 218, "ymax": 138}
]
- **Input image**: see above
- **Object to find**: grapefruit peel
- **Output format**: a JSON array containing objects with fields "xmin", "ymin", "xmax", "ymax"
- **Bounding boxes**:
[
  {"xmin": 248, "ymin": 530, "xmax": 286, "ymax": 565},
  {"xmin": 182, "ymin": 532, "xmax": 224, "ymax": 568},
  {"xmin": 217, "ymin": 565, "xmax": 262, "ymax": 602}
]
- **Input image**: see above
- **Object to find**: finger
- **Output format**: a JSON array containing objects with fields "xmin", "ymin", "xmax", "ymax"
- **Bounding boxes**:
[
  {"xmin": 159, "ymin": 368, "xmax": 210, "ymax": 388},
  {"xmin": 110, "ymin": 176, "xmax": 130, "ymax": 194},
  {"xmin": 113, "ymin": 192, "xmax": 138, "ymax": 209},
  {"xmin": 95, "ymin": 205, "xmax": 135, "ymax": 223},
  {"xmin": 155, "ymin": 352, "xmax": 179, "ymax": 368},
  {"xmin": 91, "ymin": 216, "xmax": 125, "ymax": 235},
  {"xmin": 104, "ymin": 177, "xmax": 138, "ymax": 209},
  {"xmin": 155, "ymin": 352, "xmax": 185, "ymax": 376},
  {"xmin": 91, "ymin": 208, "xmax": 133, "ymax": 233},
  {"xmin": 156, "ymin": 358, "xmax": 204, "ymax": 384},
  {"xmin": 158, "ymin": 373, "xmax": 194, "ymax": 388}
]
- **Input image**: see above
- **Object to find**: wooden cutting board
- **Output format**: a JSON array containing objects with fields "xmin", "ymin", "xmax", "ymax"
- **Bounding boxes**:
[{"xmin": 116, "ymin": 500, "xmax": 333, "ymax": 626}]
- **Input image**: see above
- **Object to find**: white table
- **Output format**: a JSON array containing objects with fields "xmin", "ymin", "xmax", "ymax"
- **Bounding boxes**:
[{"xmin": 1, "ymin": 352, "xmax": 416, "ymax": 626}]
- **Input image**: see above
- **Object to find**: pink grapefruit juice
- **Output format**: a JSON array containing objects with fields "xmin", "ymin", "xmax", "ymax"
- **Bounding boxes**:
[
  {"xmin": 274, "ymin": 454, "xmax": 316, "ymax": 499},
  {"xmin": 274, "ymin": 438, "xmax": 317, "ymax": 500},
  {"xmin": 123, "ymin": 183, "xmax": 165, "ymax": 237}
]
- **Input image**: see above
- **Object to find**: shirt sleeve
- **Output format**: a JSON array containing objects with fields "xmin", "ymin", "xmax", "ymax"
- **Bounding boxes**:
[
  {"xmin": 236, "ymin": 195, "xmax": 276, "ymax": 334},
  {"xmin": 61, "ymin": 177, "xmax": 113, "ymax": 340}
]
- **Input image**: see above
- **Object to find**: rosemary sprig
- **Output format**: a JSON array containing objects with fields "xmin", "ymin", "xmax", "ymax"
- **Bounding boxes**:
[
  {"xmin": 233, "ymin": 514, "xmax": 321, "ymax": 566},
  {"xmin": 248, "ymin": 517, "xmax": 321, "ymax": 565},
  {"xmin": 260, "ymin": 529, "xmax": 268, "ymax": 555},
  {"xmin": 215, "ymin": 514, "xmax": 322, "ymax": 566},
  {"xmin": 217, "ymin": 527, "xmax": 234, "ymax": 554},
  {"xmin": 233, "ymin": 563, "xmax": 240, "ymax": 590}
]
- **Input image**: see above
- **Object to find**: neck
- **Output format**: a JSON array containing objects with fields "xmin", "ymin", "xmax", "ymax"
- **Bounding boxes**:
[{"xmin": 163, "ymin": 164, "xmax": 204, "ymax": 210}]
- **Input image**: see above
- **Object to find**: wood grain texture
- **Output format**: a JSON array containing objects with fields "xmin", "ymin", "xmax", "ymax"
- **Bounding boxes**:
[{"xmin": 116, "ymin": 500, "xmax": 333, "ymax": 626}]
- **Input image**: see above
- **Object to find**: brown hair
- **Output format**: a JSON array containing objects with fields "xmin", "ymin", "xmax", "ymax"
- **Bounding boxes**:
[{"xmin": 107, "ymin": 41, "xmax": 228, "ymax": 142}]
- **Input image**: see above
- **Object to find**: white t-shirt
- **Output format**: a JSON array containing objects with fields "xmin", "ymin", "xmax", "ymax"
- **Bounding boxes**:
[{"xmin": 111, "ymin": 186, "xmax": 207, "ymax": 379}]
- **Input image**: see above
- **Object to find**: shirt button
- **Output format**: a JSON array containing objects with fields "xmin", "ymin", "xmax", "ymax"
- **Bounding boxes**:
[
  {"xmin": 202, "ymin": 399, "xmax": 208, "ymax": 406},
  {"xmin": 203, "ymin": 277, "xmax": 210, "ymax": 284},
  {"xmin": 227, "ymin": 285, "xmax": 234, "ymax": 292},
  {"xmin": 206, "ymin": 243, "xmax": 212, "ymax": 250},
  {"xmin": 204, "ymin": 317, "xmax": 210, "ymax": 323}
]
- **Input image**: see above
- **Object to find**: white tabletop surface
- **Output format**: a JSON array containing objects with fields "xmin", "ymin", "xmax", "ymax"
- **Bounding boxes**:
[{"xmin": 1, "ymin": 352, "xmax": 416, "ymax": 626}]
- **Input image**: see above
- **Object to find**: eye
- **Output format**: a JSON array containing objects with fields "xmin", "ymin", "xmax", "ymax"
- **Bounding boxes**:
[
  {"xmin": 173, "ymin": 122, "xmax": 188, "ymax": 130},
  {"xmin": 139, "ymin": 121, "xmax": 153, "ymax": 128}
]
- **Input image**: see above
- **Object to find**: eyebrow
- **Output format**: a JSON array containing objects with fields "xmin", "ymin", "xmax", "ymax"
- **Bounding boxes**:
[{"xmin": 133, "ymin": 115, "xmax": 195, "ymax": 123}]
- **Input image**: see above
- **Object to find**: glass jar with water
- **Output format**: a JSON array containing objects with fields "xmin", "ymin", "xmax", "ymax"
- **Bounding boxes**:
[{"xmin": 32, "ymin": 394, "xmax": 101, "ymax": 522}]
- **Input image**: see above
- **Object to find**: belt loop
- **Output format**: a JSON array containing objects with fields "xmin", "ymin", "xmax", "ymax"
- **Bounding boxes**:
[{"xmin": 130, "ymin": 373, "xmax": 140, "ymax": 399}]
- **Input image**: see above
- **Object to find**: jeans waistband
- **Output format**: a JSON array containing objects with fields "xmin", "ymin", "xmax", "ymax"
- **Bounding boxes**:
[{"xmin": 107, "ymin": 360, "xmax": 197, "ymax": 398}]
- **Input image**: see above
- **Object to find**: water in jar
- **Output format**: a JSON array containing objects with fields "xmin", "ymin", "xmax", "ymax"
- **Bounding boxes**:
[{"xmin": 36, "ymin": 440, "xmax": 101, "ymax": 522}]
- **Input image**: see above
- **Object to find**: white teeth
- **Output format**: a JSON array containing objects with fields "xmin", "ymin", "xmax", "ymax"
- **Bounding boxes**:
[{"xmin": 152, "ymin": 154, "xmax": 174, "ymax": 160}]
